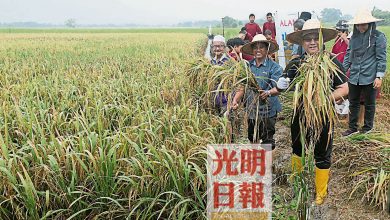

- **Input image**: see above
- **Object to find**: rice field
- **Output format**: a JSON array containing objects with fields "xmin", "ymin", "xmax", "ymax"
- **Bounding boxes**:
[
  {"xmin": 0, "ymin": 31, "xmax": 231, "ymax": 219},
  {"xmin": 0, "ymin": 27, "xmax": 389, "ymax": 219}
]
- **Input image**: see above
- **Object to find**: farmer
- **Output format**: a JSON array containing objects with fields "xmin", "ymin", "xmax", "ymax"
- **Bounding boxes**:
[
  {"xmin": 211, "ymin": 35, "xmax": 229, "ymax": 66},
  {"xmin": 263, "ymin": 12, "xmax": 276, "ymax": 39},
  {"xmin": 210, "ymin": 35, "xmax": 230, "ymax": 117},
  {"xmin": 226, "ymin": 37, "xmax": 253, "ymax": 61},
  {"xmin": 231, "ymin": 34, "xmax": 282, "ymax": 150},
  {"xmin": 209, "ymin": 35, "xmax": 238, "ymax": 143},
  {"xmin": 342, "ymin": 9, "xmax": 387, "ymax": 136},
  {"xmin": 245, "ymin": 14, "xmax": 262, "ymax": 38},
  {"xmin": 277, "ymin": 19, "xmax": 348, "ymax": 205}
]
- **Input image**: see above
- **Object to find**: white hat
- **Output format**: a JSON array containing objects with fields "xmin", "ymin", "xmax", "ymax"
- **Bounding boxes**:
[
  {"xmin": 241, "ymin": 34, "xmax": 279, "ymax": 55},
  {"xmin": 348, "ymin": 9, "xmax": 383, "ymax": 25},
  {"xmin": 287, "ymin": 19, "xmax": 338, "ymax": 45},
  {"xmin": 213, "ymin": 35, "xmax": 225, "ymax": 44}
]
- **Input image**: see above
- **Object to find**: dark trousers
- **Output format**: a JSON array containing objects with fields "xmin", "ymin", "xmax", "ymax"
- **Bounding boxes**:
[
  {"xmin": 291, "ymin": 112, "xmax": 333, "ymax": 169},
  {"xmin": 248, "ymin": 116, "xmax": 276, "ymax": 150},
  {"xmin": 348, "ymin": 82, "xmax": 377, "ymax": 131}
]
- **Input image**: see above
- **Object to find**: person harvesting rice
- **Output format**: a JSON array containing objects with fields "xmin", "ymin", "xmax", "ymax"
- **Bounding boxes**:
[
  {"xmin": 211, "ymin": 35, "xmax": 229, "ymax": 66},
  {"xmin": 210, "ymin": 35, "xmax": 230, "ymax": 116},
  {"xmin": 231, "ymin": 34, "xmax": 283, "ymax": 150},
  {"xmin": 277, "ymin": 19, "xmax": 349, "ymax": 205}
]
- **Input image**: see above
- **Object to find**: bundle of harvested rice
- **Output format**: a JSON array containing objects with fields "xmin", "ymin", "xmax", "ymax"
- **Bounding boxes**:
[
  {"xmin": 186, "ymin": 58, "xmax": 261, "ymax": 110},
  {"xmin": 290, "ymin": 45, "xmax": 344, "ymax": 144}
]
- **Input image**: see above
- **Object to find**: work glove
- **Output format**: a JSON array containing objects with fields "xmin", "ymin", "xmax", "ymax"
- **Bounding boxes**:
[{"xmin": 276, "ymin": 77, "xmax": 290, "ymax": 90}]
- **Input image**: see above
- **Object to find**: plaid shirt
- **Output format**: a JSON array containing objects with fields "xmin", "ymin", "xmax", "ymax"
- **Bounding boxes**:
[
  {"xmin": 211, "ymin": 54, "xmax": 230, "ymax": 108},
  {"xmin": 211, "ymin": 54, "xmax": 229, "ymax": 66}
]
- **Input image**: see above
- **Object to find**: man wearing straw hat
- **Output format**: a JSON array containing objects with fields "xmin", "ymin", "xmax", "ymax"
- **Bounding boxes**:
[
  {"xmin": 277, "ymin": 18, "xmax": 349, "ymax": 205},
  {"xmin": 231, "ymin": 34, "xmax": 283, "ymax": 150},
  {"xmin": 342, "ymin": 9, "xmax": 387, "ymax": 136}
]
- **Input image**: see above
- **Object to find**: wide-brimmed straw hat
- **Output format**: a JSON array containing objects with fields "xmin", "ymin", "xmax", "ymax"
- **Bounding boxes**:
[
  {"xmin": 241, "ymin": 34, "xmax": 279, "ymax": 55},
  {"xmin": 287, "ymin": 19, "xmax": 338, "ymax": 45},
  {"xmin": 347, "ymin": 9, "xmax": 383, "ymax": 25}
]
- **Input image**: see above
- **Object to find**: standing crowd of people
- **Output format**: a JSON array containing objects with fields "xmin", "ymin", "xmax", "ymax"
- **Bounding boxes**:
[{"xmin": 207, "ymin": 9, "xmax": 387, "ymax": 205}]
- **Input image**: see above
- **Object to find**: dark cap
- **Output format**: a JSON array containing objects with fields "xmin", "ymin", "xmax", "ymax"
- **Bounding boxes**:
[
  {"xmin": 335, "ymin": 20, "xmax": 349, "ymax": 31},
  {"xmin": 227, "ymin": 37, "xmax": 245, "ymax": 48},
  {"xmin": 240, "ymin": 27, "xmax": 247, "ymax": 34},
  {"xmin": 299, "ymin": 12, "xmax": 312, "ymax": 21}
]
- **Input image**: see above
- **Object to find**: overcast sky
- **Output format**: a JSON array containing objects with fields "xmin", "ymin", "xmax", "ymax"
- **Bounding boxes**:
[{"xmin": 1, "ymin": 0, "xmax": 389, "ymax": 25}]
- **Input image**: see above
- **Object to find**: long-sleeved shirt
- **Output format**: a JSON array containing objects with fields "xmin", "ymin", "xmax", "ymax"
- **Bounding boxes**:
[
  {"xmin": 343, "ymin": 31, "xmax": 387, "ymax": 85},
  {"xmin": 211, "ymin": 54, "xmax": 229, "ymax": 66},
  {"xmin": 245, "ymin": 22, "xmax": 262, "ymax": 38},
  {"xmin": 331, "ymin": 37, "xmax": 348, "ymax": 63},
  {"xmin": 286, "ymin": 54, "xmax": 347, "ymax": 90},
  {"xmin": 244, "ymin": 58, "xmax": 283, "ymax": 119},
  {"xmin": 245, "ymin": 32, "xmax": 254, "ymax": 42},
  {"xmin": 263, "ymin": 21, "xmax": 276, "ymax": 39}
]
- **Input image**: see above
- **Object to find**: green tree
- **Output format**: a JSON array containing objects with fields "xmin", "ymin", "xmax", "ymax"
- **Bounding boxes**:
[
  {"xmin": 222, "ymin": 16, "xmax": 240, "ymax": 28},
  {"xmin": 65, "ymin": 19, "xmax": 76, "ymax": 28},
  {"xmin": 372, "ymin": 7, "xmax": 390, "ymax": 26},
  {"xmin": 321, "ymin": 8, "xmax": 342, "ymax": 23}
]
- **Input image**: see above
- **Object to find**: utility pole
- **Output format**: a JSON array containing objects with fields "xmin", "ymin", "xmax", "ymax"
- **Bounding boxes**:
[{"xmin": 221, "ymin": 17, "xmax": 225, "ymax": 37}]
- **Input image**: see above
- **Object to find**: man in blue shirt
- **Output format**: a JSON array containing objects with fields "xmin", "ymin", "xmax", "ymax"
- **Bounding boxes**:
[{"xmin": 231, "ymin": 34, "xmax": 282, "ymax": 150}]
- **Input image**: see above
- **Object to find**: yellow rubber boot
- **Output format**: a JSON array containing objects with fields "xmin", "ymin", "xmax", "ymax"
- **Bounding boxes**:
[
  {"xmin": 291, "ymin": 154, "xmax": 303, "ymax": 173},
  {"xmin": 315, "ymin": 167, "xmax": 330, "ymax": 205},
  {"xmin": 289, "ymin": 154, "xmax": 303, "ymax": 182}
]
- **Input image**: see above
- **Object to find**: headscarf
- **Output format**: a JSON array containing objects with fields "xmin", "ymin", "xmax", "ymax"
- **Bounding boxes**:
[{"xmin": 350, "ymin": 22, "xmax": 377, "ymax": 52}]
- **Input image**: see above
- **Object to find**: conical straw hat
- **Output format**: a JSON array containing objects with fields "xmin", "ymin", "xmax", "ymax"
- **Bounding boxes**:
[
  {"xmin": 287, "ymin": 19, "xmax": 337, "ymax": 45},
  {"xmin": 347, "ymin": 9, "xmax": 383, "ymax": 25},
  {"xmin": 241, "ymin": 34, "xmax": 279, "ymax": 55}
]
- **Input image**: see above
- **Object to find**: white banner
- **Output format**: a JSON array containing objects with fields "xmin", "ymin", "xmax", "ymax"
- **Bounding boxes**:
[{"xmin": 275, "ymin": 12, "xmax": 297, "ymax": 68}]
